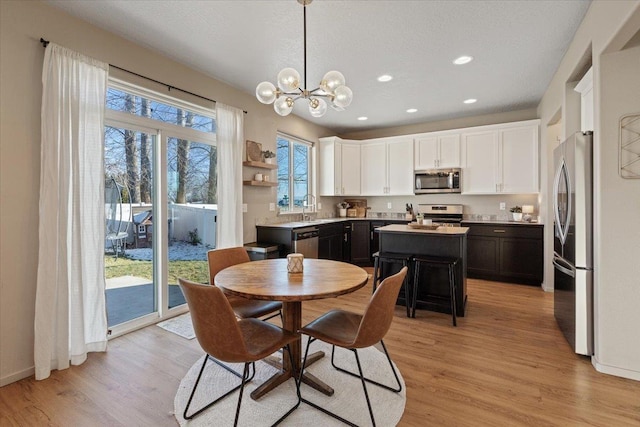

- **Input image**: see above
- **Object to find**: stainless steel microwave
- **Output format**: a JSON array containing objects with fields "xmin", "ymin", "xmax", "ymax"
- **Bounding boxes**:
[{"xmin": 414, "ymin": 168, "xmax": 461, "ymax": 194}]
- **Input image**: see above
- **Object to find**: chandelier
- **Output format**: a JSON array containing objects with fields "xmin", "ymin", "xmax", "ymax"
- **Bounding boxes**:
[{"xmin": 255, "ymin": 0, "xmax": 353, "ymax": 117}]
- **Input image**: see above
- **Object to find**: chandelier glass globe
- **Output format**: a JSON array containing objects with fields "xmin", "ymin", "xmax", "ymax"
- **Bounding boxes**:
[
  {"xmin": 256, "ymin": 81, "xmax": 277, "ymax": 104},
  {"xmin": 274, "ymin": 96, "xmax": 294, "ymax": 116}
]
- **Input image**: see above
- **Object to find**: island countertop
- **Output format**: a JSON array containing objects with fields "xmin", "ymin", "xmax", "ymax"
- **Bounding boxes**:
[{"xmin": 377, "ymin": 224, "xmax": 469, "ymax": 235}]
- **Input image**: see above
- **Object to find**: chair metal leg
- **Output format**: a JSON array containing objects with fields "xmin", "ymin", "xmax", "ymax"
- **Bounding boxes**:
[
  {"xmin": 233, "ymin": 363, "xmax": 251, "ymax": 427},
  {"xmin": 299, "ymin": 338, "xmax": 402, "ymax": 426},
  {"xmin": 353, "ymin": 349, "xmax": 376, "ymax": 427},
  {"xmin": 330, "ymin": 340, "xmax": 402, "ymax": 393},
  {"xmin": 270, "ymin": 344, "xmax": 301, "ymax": 426},
  {"xmin": 298, "ymin": 338, "xmax": 358, "ymax": 427},
  {"xmin": 183, "ymin": 354, "xmax": 251, "ymax": 420},
  {"xmin": 208, "ymin": 355, "xmax": 252, "ymax": 380},
  {"xmin": 262, "ymin": 310, "xmax": 283, "ymax": 324}
]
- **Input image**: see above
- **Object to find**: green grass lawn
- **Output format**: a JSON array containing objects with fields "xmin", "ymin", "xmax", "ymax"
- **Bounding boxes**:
[{"xmin": 105, "ymin": 256, "xmax": 209, "ymax": 284}]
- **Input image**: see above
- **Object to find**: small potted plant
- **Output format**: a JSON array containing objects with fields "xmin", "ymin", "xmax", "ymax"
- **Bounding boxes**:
[
  {"xmin": 510, "ymin": 206, "xmax": 523, "ymax": 221},
  {"xmin": 336, "ymin": 201, "xmax": 350, "ymax": 217},
  {"xmin": 262, "ymin": 150, "xmax": 276, "ymax": 164}
]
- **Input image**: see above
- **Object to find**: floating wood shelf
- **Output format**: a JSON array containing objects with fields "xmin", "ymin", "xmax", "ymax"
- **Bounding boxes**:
[
  {"xmin": 243, "ymin": 161, "xmax": 277, "ymax": 170},
  {"xmin": 243, "ymin": 180, "xmax": 277, "ymax": 187}
]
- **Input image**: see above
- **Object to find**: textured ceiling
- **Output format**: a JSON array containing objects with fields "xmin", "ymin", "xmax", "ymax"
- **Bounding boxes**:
[{"xmin": 46, "ymin": 0, "xmax": 591, "ymax": 134}]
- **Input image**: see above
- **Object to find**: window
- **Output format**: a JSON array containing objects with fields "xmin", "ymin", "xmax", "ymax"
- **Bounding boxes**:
[{"xmin": 277, "ymin": 134, "xmax": 312, "ymax": 212}]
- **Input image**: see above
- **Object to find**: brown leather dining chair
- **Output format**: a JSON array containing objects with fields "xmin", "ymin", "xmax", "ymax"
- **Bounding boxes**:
[
  {"xmin": 298, "ymin": 267, "xmax": 407, "ymax": 427},
  {"xmin": 178, "ymin": 278, "xmax": 300, "ymax": 426},
  {"xmin": 208, "ymin": 247, "xmax": 282, "ymax": 321}
]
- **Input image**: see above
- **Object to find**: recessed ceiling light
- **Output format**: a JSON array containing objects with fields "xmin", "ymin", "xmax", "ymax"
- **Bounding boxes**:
[
  {"xmin": 406, "ymin": 108, "xmax": 418, "ymax": 113},
  {"xmin": 377, "ymin": 75, "xmax": 393, "ymax": 82},
  {"xmin": 463, "ymin": 98, "xmax": 477, "ymax": 104},
  {"xmin": 357, "ymin": 116, "xmax": 368, "ymax": 121},
  {"xmin": 453, "ymin": 56, "xmax": 473, "ymax": 65}
]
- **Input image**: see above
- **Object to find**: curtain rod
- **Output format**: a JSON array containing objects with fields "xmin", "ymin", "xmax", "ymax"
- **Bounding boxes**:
[{"xmin": 40, "ymin": 38, "xmax": 247, "ymax": 114}]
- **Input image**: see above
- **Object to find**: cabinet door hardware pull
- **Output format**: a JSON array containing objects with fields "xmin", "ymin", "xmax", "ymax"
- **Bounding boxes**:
[{"xmin": 493, "ymin": 229, "xmax": 506, "ymax": 233}]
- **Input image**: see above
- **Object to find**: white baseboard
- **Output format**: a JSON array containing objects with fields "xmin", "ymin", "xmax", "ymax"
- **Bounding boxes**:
[
  {"xmin": 0, "ymin": 366, "xmax": 34, "ymax": 387},
  {"xmin": 592, "ymin": 356, "xmax": 640, "ymax": 381}
]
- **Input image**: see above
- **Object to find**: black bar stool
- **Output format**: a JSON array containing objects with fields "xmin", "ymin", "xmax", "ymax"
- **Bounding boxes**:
[
  {"xmin": 372, "ymin": 251, "xmax": 412, "ymax": 317},
  {"xmin": 411, "ymin": 256, "xmax": 459, "ymax": 326}
]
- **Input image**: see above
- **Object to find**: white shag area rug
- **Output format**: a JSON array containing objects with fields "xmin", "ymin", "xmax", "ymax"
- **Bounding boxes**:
[
  {"xmin": 174, "ymin": 339, "xmax": 406, "ymax": 426},
  {"xmin": 157, "ymin": 313, "xmax": 195, "ymax": 340}
]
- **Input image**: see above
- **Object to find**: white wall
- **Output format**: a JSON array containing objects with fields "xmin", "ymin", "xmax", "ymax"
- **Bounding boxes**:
[
  {"xmin": 537, "ymin": 1, "xmax": 640, "ymax": 380},
  {"xmin": 595, "ymin": 43, "xmax": 640, "ymax": 379}
]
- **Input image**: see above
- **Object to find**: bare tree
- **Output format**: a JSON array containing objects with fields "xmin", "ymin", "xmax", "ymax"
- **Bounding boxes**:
[
  {"xmin": 124, "ymin": 94, "xmax": 140, "ymax": 203},
  {"xmin": 207, "ymin": 145, "xmax": 217, "ymax": 203},
  {"xmin": 139, "ymin": 98, "xmax": 152, "ymax": 204},
  {"xmin": 175, "ymin": 109, "xmax": 192, "ymax": 203}
]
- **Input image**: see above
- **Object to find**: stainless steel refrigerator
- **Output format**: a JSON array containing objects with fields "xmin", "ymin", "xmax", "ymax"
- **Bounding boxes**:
[{"xmin": 553, "ymin": 131, "xmax": 593, "ymax": 355}]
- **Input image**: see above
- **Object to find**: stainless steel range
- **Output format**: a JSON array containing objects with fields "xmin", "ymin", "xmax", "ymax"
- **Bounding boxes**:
[{"xmin": 418, "ymin": 204, "xmax": 463, "ymax": 227}]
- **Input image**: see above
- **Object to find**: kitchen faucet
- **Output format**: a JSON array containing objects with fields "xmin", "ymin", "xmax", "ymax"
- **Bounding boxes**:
[{"xmin": 302, "ymin": 194, "xmax": 316, "ymax": 221}]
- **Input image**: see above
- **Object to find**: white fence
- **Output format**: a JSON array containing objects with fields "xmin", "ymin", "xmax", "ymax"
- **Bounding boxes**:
[{"xmin": 169, "ymin": 204, "xmax": 217, "ymax": 248}]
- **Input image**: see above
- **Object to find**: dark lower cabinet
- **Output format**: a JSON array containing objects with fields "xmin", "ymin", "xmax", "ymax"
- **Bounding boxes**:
[
  {"xmin": 462, "ymin": 222, "xmax": 543, "ymax": 285},
  {"xmin": 350, "ymin": 221, "xmax": 370, "ymax": 265},
  {"xmin": 318, "ymin": 223, "xmax": 343, "ymax": 261}
]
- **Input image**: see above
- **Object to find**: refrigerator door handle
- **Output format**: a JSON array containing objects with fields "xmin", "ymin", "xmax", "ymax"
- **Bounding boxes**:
[
  {"xmin": 553, "ymin": 255, "xmax": 576, "ymax": 278},
  {"xmin": 553, "ymin": 158, "xmax": 572, "ymax": 245}
]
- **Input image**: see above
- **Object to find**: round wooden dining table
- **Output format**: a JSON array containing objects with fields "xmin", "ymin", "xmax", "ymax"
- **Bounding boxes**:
[{"xmin": 215, "ymin": 258, "xmax": 369, "ymax": 400}]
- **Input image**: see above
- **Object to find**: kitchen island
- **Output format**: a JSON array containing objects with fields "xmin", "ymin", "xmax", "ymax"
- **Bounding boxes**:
[{"xmin": 376, "ymin": 224, "xmax": 469, "ymax": 317}]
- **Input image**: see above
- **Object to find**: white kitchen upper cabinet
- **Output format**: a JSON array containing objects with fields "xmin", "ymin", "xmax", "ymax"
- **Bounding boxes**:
[
  {"xmin": 461, "ymin": 120, "xmax": 539, "ymax": 194},
  {"xmin": 575, "ymin": 67, "xmax": 594, "ymax": 132},
  {"xmin": 341, "ymin": 142, "xmax": 361, "ymax": 195},
  {"xmin": 461, "ymin": 131, "xmax": 499, "ymax": 194},
  {"xmin": 500, "ymin": 125, "xmax": 539, "ymax": 193},
  {"xmin": 319, "ymin": 137, "xmax": 361, "ymax": 196},
  {"xmin": 414, "ymin": 133, "xmax": 460, "ymax": 169},
  {"xmin": 361, "ymin": 138, "xmax": 413, "ymax": 196},
  {"xmin": 387, "ymin": 138, "xmax": 414, "ymax": 194},
  {"xmin": 360, "ymin": 141, "xmax": 387, "ymax": 195}
]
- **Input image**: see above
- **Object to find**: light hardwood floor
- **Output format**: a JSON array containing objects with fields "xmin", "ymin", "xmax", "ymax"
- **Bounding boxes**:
[{"xmin": 1, "ymin": 272, "xmax": 639, "ymax": 426}]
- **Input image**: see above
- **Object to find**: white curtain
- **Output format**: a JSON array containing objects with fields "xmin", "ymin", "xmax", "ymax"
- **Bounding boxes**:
[
  {"xmin": 215, "ymin": 103, "xmax": 244, "ymax": 248},
  {"xmin": 34, "ymin": 44, "xmax": 109, "ymax": 380}
]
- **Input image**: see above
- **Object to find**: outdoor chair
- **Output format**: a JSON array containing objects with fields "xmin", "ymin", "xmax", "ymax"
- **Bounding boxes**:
[
  {"xmin": 298, "ymin": 267, "xmax": 407, "ymax": 426},
  {"xmin": 178, "ymin": 278, "xmax": 300, "ymax": 425}
]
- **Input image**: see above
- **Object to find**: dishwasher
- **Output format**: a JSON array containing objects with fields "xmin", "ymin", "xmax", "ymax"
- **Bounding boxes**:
[{"xmin": 292, "ymin": 227, "xmax": 319, "ymax": 258}]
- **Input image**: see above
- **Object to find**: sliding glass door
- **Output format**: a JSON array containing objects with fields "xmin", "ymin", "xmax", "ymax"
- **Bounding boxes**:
[
  {"xmin": 104, "ymin": 81, "xmax": 216, "ymax": 336},
  {"xmin": 104, "ymin": 125, "xmax": 158, "ymax": 328}
]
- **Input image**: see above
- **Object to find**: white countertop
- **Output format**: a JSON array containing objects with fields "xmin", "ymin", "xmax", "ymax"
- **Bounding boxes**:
[{"xmin": 377, "ymin": 224, "xmax": 469, "ymax": 235}]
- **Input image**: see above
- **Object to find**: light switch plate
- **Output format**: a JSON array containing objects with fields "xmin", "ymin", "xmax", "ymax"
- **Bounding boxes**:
[
  {"xmin": 242, "ymin": 203, "xmax": 248, "ymax": 213},
  {"xmin": 387, "ymin": 202, "xmax": 392, "ymax": 209},
  {"xmin": 269, "ymin": 203, "xmax": 275, "ymax": 212},
  {"xmin": 317, "ymin": 202, "xmax": 322, "ymax": 210},
  {"xmin": 500, "ymin": 202, "xmax": 506, "ymax": 211}
]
